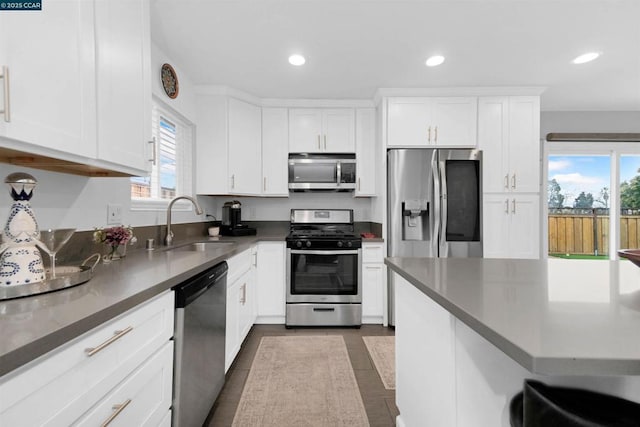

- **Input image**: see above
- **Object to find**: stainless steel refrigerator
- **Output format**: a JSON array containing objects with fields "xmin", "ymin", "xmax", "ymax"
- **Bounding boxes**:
[{"xmin": 387, "ymin": 148, "xmax": 483, "ymax": 325}]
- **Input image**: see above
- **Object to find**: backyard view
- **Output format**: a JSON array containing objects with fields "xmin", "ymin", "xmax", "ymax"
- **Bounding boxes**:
[{"xmin": 548, "ymin": 154, "xmax": 640, "ymax": 259}]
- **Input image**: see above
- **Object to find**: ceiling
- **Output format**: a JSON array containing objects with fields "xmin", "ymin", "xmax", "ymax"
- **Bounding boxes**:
[{"xmin": 151, "ymin": 0, "xmax": 640, "ymax": 111}]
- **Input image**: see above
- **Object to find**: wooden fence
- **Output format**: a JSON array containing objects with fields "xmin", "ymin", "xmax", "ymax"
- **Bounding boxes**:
[{"xmin": 548, "ymin": 213, "xmax": 640, "ymax": 255}]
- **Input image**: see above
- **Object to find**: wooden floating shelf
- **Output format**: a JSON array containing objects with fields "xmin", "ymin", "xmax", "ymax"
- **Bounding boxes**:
[{"xmin": 546, "ymin": 133, "xmax": 640, "ymax": 142}]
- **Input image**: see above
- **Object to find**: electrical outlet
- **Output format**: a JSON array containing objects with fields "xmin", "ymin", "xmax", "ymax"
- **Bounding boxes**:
[{"xmin": 107, "ymin": 204, "xmax": 123, "ymax": 225}]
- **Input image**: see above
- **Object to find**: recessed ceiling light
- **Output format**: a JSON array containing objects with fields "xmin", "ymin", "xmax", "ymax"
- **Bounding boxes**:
[
  {"xmin": 572, "ymin": 52, "xmax": 600, "ymax": 64},
  {"xmin": 288, "ymin": 54, "xmax": 306, "ymax": 66},
  {"xmin": 425, "ymin": 55, "xmax": 445, "ymax": 67}
]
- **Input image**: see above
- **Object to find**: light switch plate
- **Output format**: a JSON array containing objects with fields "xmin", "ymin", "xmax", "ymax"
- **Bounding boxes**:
[{"xmin": 107, "ymin": 204, "xmax": 123, "ymax": 225}]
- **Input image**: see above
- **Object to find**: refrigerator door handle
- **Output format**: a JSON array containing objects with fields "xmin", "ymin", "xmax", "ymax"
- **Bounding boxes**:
[
  {"xmin": 432, "ymin": 153, "xmax": 441, "ymax": 257},
  {"xmin": 439, "ymin": 160, "xmax": 448, "ymax": 256}
]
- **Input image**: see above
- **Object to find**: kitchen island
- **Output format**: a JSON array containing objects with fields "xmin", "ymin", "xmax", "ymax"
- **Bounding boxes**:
[{"xmin": 386, "ymin": 257, "xmax": 640, "ymax": 427}]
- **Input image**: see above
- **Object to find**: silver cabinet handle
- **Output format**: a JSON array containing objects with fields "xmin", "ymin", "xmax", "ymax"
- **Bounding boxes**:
[
  {"xmin": 252, "ymin": 251, "xmax": 257, "ymax": 267},
  {"xmin": 511, "ymin": 173, "xmax": 516, "ymax": 190},
  {"xmin": 240, "ymin": 283, "xmax": 247, "ymax": 304},
  {"xmin": 317, "ymin": 135, "xmax": 321, "ymax": 149},
  {"xmin": 427, "ymin": 126, "xmax": 431, "ymax": 142},
  {"xmin": 358, "ymin": 177, "xmax": 361, "ymax": 191},
  {"xmin": 504, "ymin": 199, "xmax": 509, "ymax": 214},
  {"xmin": 434, "ymin": 126, "xmax": 438, "ymax": 142},
  {"xmin": 85, "ymin": 326, "xmax": 133, "ymax": 357},
  {"xmin": 324, "ymin": 134, "xmax": 327, "ymax": 150},
  {"xmin": 231, "ymin": 174, "xmax": 235, "ymax": 189},
  {"xmin": 512, "ymin": 199, "xmax": 516, "ymax": 214},
  {"xmin": 504, "ymin": 174, "xmax": 509, "ymax": 189},
  {"xmin": 148, "ymin": 137, "xmax": 157, "ymax": 165},
  {"xmin": 100, "ymin": 399, "xmax": 132, "ymax": 427},
  {"xmin": 0, "ymin": 66, "xmax": 10, "ymax": 122},
  {"xmin": 263, "ymin": 177, "xmax": 266, "ymax": 192}
]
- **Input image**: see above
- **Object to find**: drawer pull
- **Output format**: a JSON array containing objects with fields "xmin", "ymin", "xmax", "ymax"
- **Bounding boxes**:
[
  {"xmin": 85, "ymin": 326, "xmax": 133, "ymax": 357},
  {"xmin": 100, "ymin": 398, "xmax": 132, "ymax": 427}
]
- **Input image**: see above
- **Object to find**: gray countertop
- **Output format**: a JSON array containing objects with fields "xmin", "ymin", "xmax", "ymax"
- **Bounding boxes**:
[
  {"xmin": 385, "ymin": 257, "xmax": 640, "ymax": 376},
  {"xmin": 0, "ymin": 231, "xmax": 286, "ymax": 377}
]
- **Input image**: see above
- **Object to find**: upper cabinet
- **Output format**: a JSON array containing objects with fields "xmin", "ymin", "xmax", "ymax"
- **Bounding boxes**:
[
  {"xmin": 0, "ymin": 0, "xmax": 96, "ymax": 158},
  {"xmin": 196, "ymin": 96, "xmax": 262, "ymax": 195},
  {"xmin": 261, "ymin": 108, "xmax": 289, "ymax": 196},
  {"xmin": 478, "ymin": 96, "xmax": 540, "ymax": 194},
  {"xmin": 95, "ymin": 0, "xmax": 152, "ymax": 173},
  {"xmin": 355, "ymin": 108, "xmax": 376, "ymax": 196},
  {"xmin": 0, "ymin": 0, "xmax": 151, "ymax": 177},
  {"xmin": 387, "ymin": 97, "xmax": 477, "ymax": 147},
  {"xmin": 289, "ymin": 108, "xmax": 355, "ymax": 153}
]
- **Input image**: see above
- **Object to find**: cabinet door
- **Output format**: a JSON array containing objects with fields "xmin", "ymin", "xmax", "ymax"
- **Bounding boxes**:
[
  {"xmin": 289, "ymin": 109, "xmax": 323, "ymax": 152},
  {"xmin": 478, "ymin": 97, "xmax": 509, "ymax": 193},
  {"xmin": 0, "ymin": 0, "xmax": 95, "ymax": 158},
  {"xmin": 261, "ymin": 108, "xmax": 289, "ymax": 196},
  {"xmin": 482, "ymin": 195, "xmax": 511, "ymax": 259},
  {"xmin": 225, "ymin": 280, "xmax": 240, "ymax": 372},
  {"xmin": 431, "ymin": 97, "xmax": 477, "ymax": 147},
  {"xmin": 95, "ymin": 0, "xmax": 151, "ymax": 173},
  {"xmin": 323, "ymin": 109, "xmax": 355, "ymax": 152},
  {"xmin": 508, "ymin": 97, "xmax": 540, "ymax": 193},
  {"xmin": 355, "ymin": 108, "xmax": 376, "ymax": 196},
  {"xmin": 362, "ymin": 264, "xmax": 384, "ymax": 320},
  {"xmin": 238, "ymin": 269, "xmax": 254, "ymax": 341},
  {"xmin": 256, "ymin": 242, "xmax": 286, "ymax": 323},
  {"xmin": 387, "ymin": 98, "xmax": 431, "ymax": 147},
  {"xmin": 228, "ymin": 98, "xmax": 262, "ymax": 195},
  {"xmin": 509, "ymin": 195, "xmax": 540, "ymax": 259}
]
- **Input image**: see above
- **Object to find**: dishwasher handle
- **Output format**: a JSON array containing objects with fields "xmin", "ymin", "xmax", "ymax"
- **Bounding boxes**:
[{"xmin": 175, "ymin": 261, "xmax": 228, "ymax": 308}]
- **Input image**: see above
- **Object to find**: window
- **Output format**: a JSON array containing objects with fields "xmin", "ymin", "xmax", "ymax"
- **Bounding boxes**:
[{"xmin": 131, "ymin": 101, "xmax": 193, "ymax": 208}]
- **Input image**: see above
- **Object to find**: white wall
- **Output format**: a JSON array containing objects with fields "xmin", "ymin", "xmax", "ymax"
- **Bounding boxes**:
[
  {"xmin": 541, "ymin": 111, "xmax": 640, "ymax": 136},
  {"xmin": 0, "ymin": 44, "xmax": 210, "ymax": 232}
]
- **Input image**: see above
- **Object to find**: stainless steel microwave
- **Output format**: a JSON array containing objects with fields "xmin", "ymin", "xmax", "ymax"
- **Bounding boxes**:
[{"xmin": 288, "ymin": 153, "xmax": 356, "ymax": 191}]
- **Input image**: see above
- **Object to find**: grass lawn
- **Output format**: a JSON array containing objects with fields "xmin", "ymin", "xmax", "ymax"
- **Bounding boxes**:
[{"xmin": 549, "ymin": 253, "xmax": 609, "ymax": 260}]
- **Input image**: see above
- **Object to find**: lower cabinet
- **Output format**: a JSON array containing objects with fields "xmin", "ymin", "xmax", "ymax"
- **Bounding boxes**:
[
  {"xmin": 362, "ymin": 242, "xmax": 385, "ymax": 324},
  {"xmin": 255, "ymin": 241, "xmax": 286, "ymax": 324},
  {"xmin": 0, "ymin": 292, "xmax": 174, "ymax": 426},
  {"xmin": 225, "ymin": 247, "xmax": 257, "ymax": 372}
]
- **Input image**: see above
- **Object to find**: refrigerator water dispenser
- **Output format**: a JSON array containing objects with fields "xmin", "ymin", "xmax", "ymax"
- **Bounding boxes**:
[{"xmin": 402, "ymin": 199, "xmax": 429, "ymax": 241}]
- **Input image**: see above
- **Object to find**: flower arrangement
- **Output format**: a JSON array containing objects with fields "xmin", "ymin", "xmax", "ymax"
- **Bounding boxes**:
[{"xmin": 93, "ymin": 225, "xmax": 136, "ymax": 262}]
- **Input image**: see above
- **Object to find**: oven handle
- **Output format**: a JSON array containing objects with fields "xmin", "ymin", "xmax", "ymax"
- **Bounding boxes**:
[{"xmin": 290, "ymin": 249, "xmax": 360, "ymax": 255}]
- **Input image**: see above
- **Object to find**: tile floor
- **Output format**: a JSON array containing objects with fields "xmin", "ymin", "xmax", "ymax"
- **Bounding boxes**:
[{"xmin": 205, "ymin": 324, "xmax": 398, "ymax": 427}]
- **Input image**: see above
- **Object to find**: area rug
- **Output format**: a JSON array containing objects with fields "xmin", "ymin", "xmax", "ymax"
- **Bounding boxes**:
[
  {"xmin": 232, "ymin": 335, "xmax": 369, "ymax": 427},
  {"xmin": 362, "ymin": 336, "xmax": 396, "ymax": 390}
]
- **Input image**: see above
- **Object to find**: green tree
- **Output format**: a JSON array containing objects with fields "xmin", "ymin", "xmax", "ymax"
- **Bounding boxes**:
[
  {"xmin": 573, "ymin": 191, "xmax": 594, "ymax": 208},
  {"xmin": 547, "ymin": 179, "xmax": 565, "ymax": 208},
  {"xmin": 620, "ymin": 169, "xmax": 640, "ymax": 209}
]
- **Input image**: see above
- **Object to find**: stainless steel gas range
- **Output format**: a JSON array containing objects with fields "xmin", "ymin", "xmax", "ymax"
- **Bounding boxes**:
[{"xmin": 285, "ymin": 209, "xmax": 362, "ymax": 327}]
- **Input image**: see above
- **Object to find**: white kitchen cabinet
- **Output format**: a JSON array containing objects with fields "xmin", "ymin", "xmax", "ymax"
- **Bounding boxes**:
[
  {"xmin": 355, "ymin": 108, "xmax": 376, "ymax": 196},
  {"xmin": 261, "ymin": 108, "xmax": 289, "ymax": 196},
  {"xmin": 225, "ymin": 247, "xmax": 256, "ymax": 372},
  {"xmin": 255, "ymin": 241, "xmax": 286, "ymax": 324},
  {"xmin": 387, "ymin": 97, "xmax": 477, "ymax": 147},
  {"xmin": 289, "ymin": 108, "xmax": 355, "ymax": 152},
  {"xmin": 0, "ymin": 0, "xmax": 96, "ymax": 158},
  {"xmin": 228, "ymin": 98, "xmax": 262, "ymax": 194},
  {"xmin": 478, "ymin": 96, "xmax": 541, "ymax": 194},
  {"xmin": 0, "ymin": 292, "xmax": 174, "ymax": 426},
  {"xmin": 94, "ymin": 0, "xmax": 152, "ymax": 174},
  {"xmin": 483, "ymin": 194, "xmax": 540, "ymax": 259},
  {"xmin": 362, "ymin": 242, "xmax": 385, "ymax": 324},
  {"xmin": 196, "ymin": 96, "xmax": 262, "ymax": 195}
]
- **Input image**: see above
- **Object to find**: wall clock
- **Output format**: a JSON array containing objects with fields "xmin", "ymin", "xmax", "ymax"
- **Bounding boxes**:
[{"xmin": 161, "ymin": 63, "xmax": 179, "ymax": 99}]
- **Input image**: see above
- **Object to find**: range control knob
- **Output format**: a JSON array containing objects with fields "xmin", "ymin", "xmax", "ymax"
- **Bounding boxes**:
[
  {"xmin": 337, "ymin": 241, "xmax": 344, "ymax": 248},
  {"xmin": 296, "ymin": 241, "xmax": 303, "ymax": 248},
  {"xmin": 306, "ymin": 241, "xmax": 312, "ymax": 248},
  {"xmin": 347, "ymin": 241, "xmax": 353, "ymax": 248}
]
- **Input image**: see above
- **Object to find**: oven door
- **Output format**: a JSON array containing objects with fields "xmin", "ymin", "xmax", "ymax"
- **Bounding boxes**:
[{"xmin": 287, "ymin": 249, "xmax": 361, "ymax": 303}]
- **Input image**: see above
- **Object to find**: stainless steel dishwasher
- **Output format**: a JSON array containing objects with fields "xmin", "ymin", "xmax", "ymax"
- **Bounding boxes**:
[{"xmin": 173, "ymin": 261, "xmax": 227, "ymax": 427}]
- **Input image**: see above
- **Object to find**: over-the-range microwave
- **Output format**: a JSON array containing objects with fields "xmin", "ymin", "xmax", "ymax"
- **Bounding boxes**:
[{"xmin": 288, "ymin": 153, "xmax": 356, "ymax": 191}]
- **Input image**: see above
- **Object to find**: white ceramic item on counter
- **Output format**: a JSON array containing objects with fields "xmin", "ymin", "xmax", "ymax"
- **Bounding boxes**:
[{"xmin": 0, "ymin": 173, "xmax": 46, "ymax": 286}]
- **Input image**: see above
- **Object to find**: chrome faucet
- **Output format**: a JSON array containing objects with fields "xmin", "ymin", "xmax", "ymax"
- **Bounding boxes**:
[{"xmin": 165, "ymin": 196, "xmax": 204, "ymax": 246}]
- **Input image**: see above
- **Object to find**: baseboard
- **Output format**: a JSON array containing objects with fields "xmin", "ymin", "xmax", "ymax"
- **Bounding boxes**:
[
  {"xmin": 254, "ymin": 316, "xmax": 285, "ymax": 324},
  {"xmin": 362, "ymin": 316, "xmax": 383, "ymax": 324}
]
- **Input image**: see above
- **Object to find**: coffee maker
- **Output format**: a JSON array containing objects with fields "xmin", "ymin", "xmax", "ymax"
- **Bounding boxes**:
[{"xmin": 220, "ymin": 200, "xmax": 256, "ymax": 236}]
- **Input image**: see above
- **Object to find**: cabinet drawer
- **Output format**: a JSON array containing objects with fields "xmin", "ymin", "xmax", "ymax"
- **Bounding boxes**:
[
  {"xmin": 0, "ymin": 292, "xmax": 174, "ymax": 426},
  {"xmin": 227, "ymin": 247, "xmax": 252, "ymax": 284},
  {"xmin": 74, "ymin": 342, "xmax": 173, "ymax": 427},
  {"xmin": 362, "ymin": 243, "xmax": 384, "ymax": 263}
]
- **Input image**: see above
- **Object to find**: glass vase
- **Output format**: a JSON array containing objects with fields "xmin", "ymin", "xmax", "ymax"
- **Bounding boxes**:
[{"xmin": 103, "ymin": 244, "xmax": 127, "ymax": 263}]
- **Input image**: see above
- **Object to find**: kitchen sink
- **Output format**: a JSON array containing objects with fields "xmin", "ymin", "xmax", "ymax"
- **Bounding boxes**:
[{"xmin": 166, "ymin": 241, "xmax": 235, "ymax": 252}]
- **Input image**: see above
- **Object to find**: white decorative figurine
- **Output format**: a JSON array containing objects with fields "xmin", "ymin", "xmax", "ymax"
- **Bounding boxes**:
[{"xmin": 0, "ymin": 173, "xmax": 46, "ymax": 286}]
